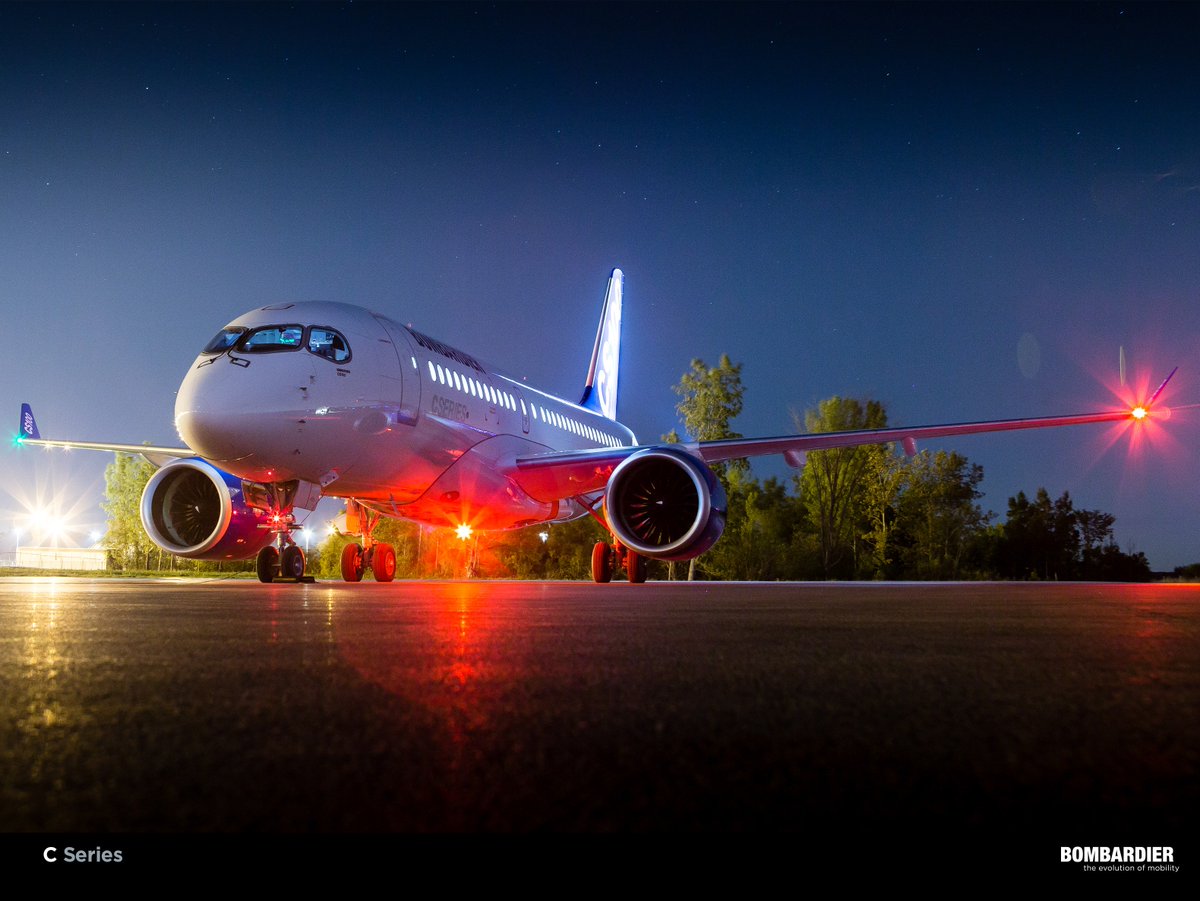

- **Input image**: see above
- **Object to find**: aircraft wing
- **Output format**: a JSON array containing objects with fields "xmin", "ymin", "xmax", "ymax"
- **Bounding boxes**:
[
  {"xmin": 16, "ymin": 403, "xmax": 191, "ymax": 468},
  {"xmin": 693, "ymin": 407, "xmax": 1140, "ymax": 464},
  {"xmin": 515, "ymin": 367, "xmax": 1179, "ymax": 502},
  {"xmin": 512, "ymin": 405, "xmax": 1153, "ymax": 503}
]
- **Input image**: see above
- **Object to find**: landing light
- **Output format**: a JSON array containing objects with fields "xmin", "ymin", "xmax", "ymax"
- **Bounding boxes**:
[{"xmin": 455, "ymin": 524, "xmax": 473, "ymax": 541}]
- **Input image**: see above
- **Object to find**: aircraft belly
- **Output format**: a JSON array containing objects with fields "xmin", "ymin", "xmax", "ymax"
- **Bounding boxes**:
[{"xmin": 376, "ymin": 434, "xmax": 583, "ymax": 531}]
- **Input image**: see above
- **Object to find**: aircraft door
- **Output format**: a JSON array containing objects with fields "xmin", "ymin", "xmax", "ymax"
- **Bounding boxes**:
[{"xmin": 372, "ymin": 315, "xmax": 422, "ymax": 427}]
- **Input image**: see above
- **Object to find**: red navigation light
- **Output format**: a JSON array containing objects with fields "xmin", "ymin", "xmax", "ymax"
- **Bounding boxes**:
[
  {"xmin": 1131, "ymin": 406, "xmax": 1148, "ymax": 421},
  {"xmin": 455, "ymin": 523, "xmax": 473, "ymax": 541}
]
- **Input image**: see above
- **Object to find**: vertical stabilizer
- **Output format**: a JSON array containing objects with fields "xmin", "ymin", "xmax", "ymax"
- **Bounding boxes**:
[{"xmin": 579, "ymin": 268, "xmax": 623, "ymax": 420}]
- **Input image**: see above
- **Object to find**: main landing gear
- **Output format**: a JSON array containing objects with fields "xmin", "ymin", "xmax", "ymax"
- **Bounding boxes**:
[
  {"xmin": 591, "ymin": 541, "xmax": 647, "ymax": 584},
  {"xmin": 338, "ymin": 541, "xmax": 397, "ymax": 582},
  {"xmin": 337, "ymin": 499, "xmax": 397, "ymax": 583},
  {"xmin": 578, "ymin": 495, "xmax": 647, "ymax": 584}
]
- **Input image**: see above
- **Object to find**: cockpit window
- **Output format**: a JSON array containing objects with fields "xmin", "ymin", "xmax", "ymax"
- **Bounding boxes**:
[
  {"xmin": 239, "ymin": 325, "xmax": 305, "ymax": 352},
  {"xmin": 307, "ymin": 327, "xmax": 351, "ymax": 363},
  {"xmin": 201, "ymin": 327, "xmax": 245, "ymax": 355}
]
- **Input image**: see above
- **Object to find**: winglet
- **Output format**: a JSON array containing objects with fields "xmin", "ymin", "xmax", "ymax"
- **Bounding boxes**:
[
  {"xmin": 579, "ymin": 268, "xmax": 623, "ymax": 420},
  {"xmin": 1147, "ymin": 366, "xmax": 1178, "ymax": 408},
  {"xmin": 19, "ymin": 403, "xmax": 40, "ymax": 442}
]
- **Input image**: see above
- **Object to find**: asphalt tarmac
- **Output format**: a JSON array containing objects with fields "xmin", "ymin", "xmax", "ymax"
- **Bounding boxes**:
[{"xmin": 1, "ymin": 578, "xmax": 1196, "ymax": 852}]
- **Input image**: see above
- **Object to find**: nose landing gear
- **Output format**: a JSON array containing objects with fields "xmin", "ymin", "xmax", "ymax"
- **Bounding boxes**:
[
  {"xmin": 255, "ymin": 531, "xmax": 314, "ymax": 584},
  {"xmin": 249, "ymin": 481, "xmax": 316, "ymax": 584}
]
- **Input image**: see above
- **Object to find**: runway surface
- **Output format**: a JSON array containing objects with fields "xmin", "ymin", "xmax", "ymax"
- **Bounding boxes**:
[{"xmin": 1, "ymin": 578, "xmax": 1196, "ymax": 847}]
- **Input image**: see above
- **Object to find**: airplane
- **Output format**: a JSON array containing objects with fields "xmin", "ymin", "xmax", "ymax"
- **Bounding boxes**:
[{"xmin": 15, "ymin": 268, "xmax": 1175, "ymax": 584}]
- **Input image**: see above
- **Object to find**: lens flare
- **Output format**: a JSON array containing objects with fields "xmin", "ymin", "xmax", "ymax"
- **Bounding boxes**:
[
  {"xmin": 455, "ymin": 523, "xmax": 473, "ymax": 541},
  {"xmin": 1131, "ymin": 406, "xmax": 1148, "ymax": 420}
]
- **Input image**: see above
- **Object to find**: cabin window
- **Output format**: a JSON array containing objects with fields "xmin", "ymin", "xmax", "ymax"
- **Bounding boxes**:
[
  {"xmin": 307, "ymin": 327, "xmax": 351, "ymax": 363},
  {"xmin": 239, "ymin": 325, "xmax": 305, "ymax": 353}
]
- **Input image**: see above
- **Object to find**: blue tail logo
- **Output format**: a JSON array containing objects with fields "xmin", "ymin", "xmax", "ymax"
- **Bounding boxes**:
[
  {"xmin": 580, "ymin": 268, "xmax": 623, "ymax": 421},
  {"xmin": 20, "ymin": 403, "xmax": 40, "ymax": 441}
]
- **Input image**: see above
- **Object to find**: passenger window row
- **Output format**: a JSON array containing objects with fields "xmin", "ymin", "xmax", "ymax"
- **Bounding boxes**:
[{"xmin": 424, "ymin": 358, "xmax": 620, "ymax": 448}]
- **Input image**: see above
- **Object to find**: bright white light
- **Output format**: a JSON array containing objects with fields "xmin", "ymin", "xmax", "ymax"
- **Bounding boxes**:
[{"xmin": 455, "ymin": 524, "xmax": 473, "ymax": 541}]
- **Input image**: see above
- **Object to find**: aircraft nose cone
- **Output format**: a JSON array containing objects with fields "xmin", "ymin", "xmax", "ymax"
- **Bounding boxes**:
[
  {"xmin": 175, "ymin": 360, "xmax": 268, "ymax": 463},
  {"xmin": 174, "ymin": 409, "xmax": 249, "ymax": 462}
]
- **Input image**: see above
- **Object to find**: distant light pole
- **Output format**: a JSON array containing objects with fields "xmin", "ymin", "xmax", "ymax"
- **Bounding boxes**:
[
  {"xmin": 538, "ymin": 531, "xmax": 549, "ymax": 544},
  {"xmin": 302, "ymin": 528, "xmax": 313, "ymax": 552},
  {"xmin": 13, "ymin": 525, "xmax": 21, "ymax": 566}
]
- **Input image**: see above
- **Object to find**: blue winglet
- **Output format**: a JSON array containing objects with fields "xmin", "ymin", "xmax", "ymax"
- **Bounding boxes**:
[{"xmin": 19, "ymin": 403, "xmax": 40, "ymax": 441}]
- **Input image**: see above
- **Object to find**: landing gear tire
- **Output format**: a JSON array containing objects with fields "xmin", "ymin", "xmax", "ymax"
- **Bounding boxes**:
[
  {"xmin": 626, "ymin": 550, "xmax": 647, "ymax": 584},
  {"xmin": 373, "ymin": 543, "xmax": 397, "ymax": 582},
  {"xmin": 341, "ymin": 543, "xmax": 365, "ymax": 582},
  {"xmin": 256, "ymin": 546, "xmax": 279, "ymax": 583},
  {"xmin": 281, "ymin": 545, "xmax": 306, "ymax": 580},
  {"xmin": 592, "ymin": 541, "xmax": 613, "ymax": 583}
]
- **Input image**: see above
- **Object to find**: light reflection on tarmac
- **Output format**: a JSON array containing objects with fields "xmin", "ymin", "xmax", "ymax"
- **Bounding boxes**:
[{"xmin": 0, "ymin": 578, "xmax": 1196, "ymax": 835}]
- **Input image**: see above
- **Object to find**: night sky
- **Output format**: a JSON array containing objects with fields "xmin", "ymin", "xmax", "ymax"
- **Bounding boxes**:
[{"xmin": 4, "ymin": 2, "xmax": 1200, "ymax": 569}]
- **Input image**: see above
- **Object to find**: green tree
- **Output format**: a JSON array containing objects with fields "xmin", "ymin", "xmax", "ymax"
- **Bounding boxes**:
[
  {"xmin": 102, "ymin": 452, "xmax": 158, "ymax": 570},
  {"xmin": 669, "ymin": 355, "xmax": 748, "ymax": 579},
  {"xmin": 988, "ymin": 489, "xmax": 1149, "ymax": 582},
  {"xmin": 671, "ymin": 355, "xmax": 748, "ymax": 487},
  {"xmin": 993, "ymin": 488, "xmax": 1078, "ymax": 580},
  {"xmin": 796, "ymin": 397, "xmax": 888, "ymax": 578},
  {"xmin": 894, "ymin": 450, "xmax": 989, "ymax": 579},
  {"xmin": 859, "ymin": 445, "xmax": 907, "ymax": 579},
  {"xmin": 702, "ymin": 475, "xmax": 806, "ymax": 580}
]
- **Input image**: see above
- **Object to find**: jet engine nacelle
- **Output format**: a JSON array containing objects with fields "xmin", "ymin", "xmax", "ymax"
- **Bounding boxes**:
[
  {"xmin": 604, "ymin": 446, "xmax": 727, "ymax": 561},
  {"xmin": 140, "ymin": 458, "xmax": 276, "ymax": 559}
]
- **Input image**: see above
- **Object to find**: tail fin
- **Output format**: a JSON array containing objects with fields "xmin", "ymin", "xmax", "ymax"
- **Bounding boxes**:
[
  {"xmin": 579, "ymin": 268, "xmax": 623, "ymax": 420},
  {"xmin": 19, "ymin": 403, "xmax": 40, "ymax": 441}
]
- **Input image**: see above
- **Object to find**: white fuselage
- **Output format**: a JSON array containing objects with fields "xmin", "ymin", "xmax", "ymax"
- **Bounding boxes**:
[{"xmin": 173, "ymin": 302, "xmax": 636, "ymax": 531}]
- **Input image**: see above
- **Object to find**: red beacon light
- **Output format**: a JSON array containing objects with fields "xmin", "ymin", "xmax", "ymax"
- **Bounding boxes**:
[{"xmin": 1131, "ymin": 406, "xmax": 1148, "ymax": 421}]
